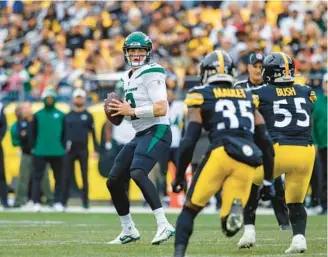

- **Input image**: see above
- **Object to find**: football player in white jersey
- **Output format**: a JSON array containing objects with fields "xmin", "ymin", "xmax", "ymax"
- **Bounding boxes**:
[{"xmin": 106, "ymin": 32, "xmax": 175, "ymax": 245}]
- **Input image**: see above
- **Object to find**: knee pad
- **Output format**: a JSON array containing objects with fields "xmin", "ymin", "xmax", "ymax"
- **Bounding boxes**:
[{"xmin": 130, "ymin": 169, "xmax": 146, "ymax": 183}]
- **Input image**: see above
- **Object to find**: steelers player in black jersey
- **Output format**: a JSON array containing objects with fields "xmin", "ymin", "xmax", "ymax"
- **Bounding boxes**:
[
  {"xmin": 171, "ymin": 50, "xmax": 275, "ymax": 257},
  {"xmin": 238, "ymin": 53, "xmax": 316, "ymax": 254},
  {"xmin": 234, "ymin": 54, "xmax": 290, "ymax": 232}
]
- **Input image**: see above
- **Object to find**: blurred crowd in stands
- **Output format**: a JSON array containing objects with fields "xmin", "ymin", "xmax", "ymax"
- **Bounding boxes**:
[{"xmin": 0, "ymin": 1, "xmax": 327, "ymax": 104}]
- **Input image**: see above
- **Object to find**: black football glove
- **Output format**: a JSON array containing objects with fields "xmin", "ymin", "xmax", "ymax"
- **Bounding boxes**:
[
  {"xmin": 260, "ymin": 180, "xmax": 276, "ymax": 201},
  {"xmin": 172, "ymin": 177, "xmax": 187, "ymax": 193}
]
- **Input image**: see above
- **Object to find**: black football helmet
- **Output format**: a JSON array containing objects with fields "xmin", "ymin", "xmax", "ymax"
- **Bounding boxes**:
[
  {"xmin": 262, "ymin": 52, "xmax": 295, "ymax": 85},
  {"xmin": 199, "ymin": 50, "xmax": 235, "ymax": 85}
]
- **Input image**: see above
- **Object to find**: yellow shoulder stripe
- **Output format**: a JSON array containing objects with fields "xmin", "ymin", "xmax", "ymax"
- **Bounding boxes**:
[{"xmin": 184, "ymin": 92, "xmax": 204, "ymax": 106}]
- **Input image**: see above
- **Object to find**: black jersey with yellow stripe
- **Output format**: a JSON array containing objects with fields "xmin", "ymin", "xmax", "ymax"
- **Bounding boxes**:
[
  {"xmin": 185, "ymin": 83, "xmax": 256, "ymax": 146},
  {"xmin": 252, "ymin": 84, "xmax": 316, "ymax": 145}
]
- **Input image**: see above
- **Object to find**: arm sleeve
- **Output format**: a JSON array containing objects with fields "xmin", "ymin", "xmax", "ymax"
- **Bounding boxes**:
[
  {"xmin": 10, "ymin": 123, "xmax": 20, "ymax": 147},
  {"xmin": 88, "ymin": 113, "xmax": 100, "ymax": 152},
  {"xmin": 0, "ymin": 105, "xmax": 7, "ymax": 142},
  {"xmin": 146, "ymin": 78, "xmax": 167, "ymax": 103},
  {"xmin": 254, "ymin": 124, "xmax": 274, "ymax": 181},
  {"xmin": 176, "ymin": 121, "xmax": 202, "ymax": 180}
]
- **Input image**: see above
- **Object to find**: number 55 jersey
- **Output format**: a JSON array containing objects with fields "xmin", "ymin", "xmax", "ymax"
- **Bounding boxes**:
[
  {"xmin": 252, "ymin": 83, "xmax": 316, "ymax": 204},
  {"xmin": 252, "ymin": 84, "xmax": 316, "ymax": 146}
]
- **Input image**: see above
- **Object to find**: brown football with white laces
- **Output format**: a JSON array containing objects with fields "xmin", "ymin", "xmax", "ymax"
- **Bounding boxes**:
[{"xmin": 104, "ymin": 92, "xmax": 124, "ymax": 126}]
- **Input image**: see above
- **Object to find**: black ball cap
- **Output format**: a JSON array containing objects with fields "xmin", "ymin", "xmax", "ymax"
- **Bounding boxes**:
[{"xmin": 249, "ymin": 53, "xmax": 264, "ymax": 65}]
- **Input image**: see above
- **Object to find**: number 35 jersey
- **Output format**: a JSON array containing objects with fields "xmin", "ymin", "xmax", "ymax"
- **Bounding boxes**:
[
  {"xmin": 252, "ymin": 84, "xmax": 316, "ymax": 146},
  {"xmin": 120, "ymin": 63, "xmax": 170, "ymax": 132},
  {"xmin": 185, "ymin": 84, "xmax": 256, "ymax": 145}
]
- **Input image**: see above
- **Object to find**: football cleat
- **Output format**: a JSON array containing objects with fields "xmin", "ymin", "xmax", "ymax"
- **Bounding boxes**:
[
  {"xmin": 280, "ymin": 224, "xmax": 291, "ymax": 230},
  {"xmin": 108, "ymin": 226, "xmax": 140, "ymax": 245},
  {"xmin": 53, "ymin": 203, "xmax": 65, "ymax": 212},
  {"xmin": 307, "ymin": 205, "xmax": 323, "ymax": 216},
  {"xmin": 285, "ymin": 234, "xmax": 307, "ymax": 253},
  {"xmin": 238, "ymin": 228, "xmax": 256, "ymax": 249},
  {"xmin": 227, "ymin": 199, "xmax": 244, "ymax": 235},
  {"xmin": 151, "ymin": 223, "xmax": 175, "ymax": 245},
  {"xmin": 33, "ymin": 203, "xmax": 41, "ymax": 212}
]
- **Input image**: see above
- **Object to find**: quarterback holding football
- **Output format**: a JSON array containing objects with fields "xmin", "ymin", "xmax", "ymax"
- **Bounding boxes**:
[{"xmin": 104, "ymin": 32, "xmax": 175, "ymax": 245}]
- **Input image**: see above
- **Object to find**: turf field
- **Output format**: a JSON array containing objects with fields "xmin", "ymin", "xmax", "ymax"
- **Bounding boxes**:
[{"xmin": 0, "ymin": 212, "xmax": 326, "ymax": 257}]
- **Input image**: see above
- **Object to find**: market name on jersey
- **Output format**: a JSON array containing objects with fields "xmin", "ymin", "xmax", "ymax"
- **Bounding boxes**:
[
  {"xmin": 275, "ymin": 87, "xmax": 296, "ymax": 97},
  {"xmin": 213, "ymin": 88, "xmax": 247, "ymax": 99}
]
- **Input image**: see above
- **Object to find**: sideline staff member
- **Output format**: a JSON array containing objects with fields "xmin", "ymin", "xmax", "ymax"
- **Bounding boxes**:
[{"xmin": 61, "ymin": 88, "xmax": 99, "ymax": 209}]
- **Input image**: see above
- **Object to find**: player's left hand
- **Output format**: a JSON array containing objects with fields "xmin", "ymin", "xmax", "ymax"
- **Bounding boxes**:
[
  {"xmin": 172, "ymin": 177, "xmax": 187, "ymax": 193},
  {"xmin": 109, "ymin": 99, "xmax": 135, "ymax": 116}
]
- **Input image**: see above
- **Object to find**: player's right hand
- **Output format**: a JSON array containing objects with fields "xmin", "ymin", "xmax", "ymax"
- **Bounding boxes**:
[{"xmin": 172, "ymin": 177, "xmax": 187, "ymax": 193}]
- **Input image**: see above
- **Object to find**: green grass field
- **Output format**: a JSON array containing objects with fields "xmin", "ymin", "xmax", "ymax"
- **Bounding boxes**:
[{"xmin": 0, "ymin": 213, "xmax": 326, "ymax": 257}]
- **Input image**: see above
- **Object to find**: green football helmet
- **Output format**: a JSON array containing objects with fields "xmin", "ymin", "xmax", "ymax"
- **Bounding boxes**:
[{"xmin": 123, "ymin": 32, "xmax": 152, "ymax": 68}]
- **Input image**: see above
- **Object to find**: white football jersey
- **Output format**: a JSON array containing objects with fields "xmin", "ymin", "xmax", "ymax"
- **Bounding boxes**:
[{"xmin": 120, "ymin": 63, "xmax": 169, "ymax": 132}]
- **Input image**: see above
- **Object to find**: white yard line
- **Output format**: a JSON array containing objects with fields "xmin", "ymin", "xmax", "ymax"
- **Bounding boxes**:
[
  {"xmin": 2, "ymin": 206, "xmax": 323, "ymax": 216},
  {"xmin": 0, "ymin": 206, "xmax": 277, "ymax": 215},
  {"xmin": 0, "ymin": 220, "xmax": 65, "ymax": 224}
]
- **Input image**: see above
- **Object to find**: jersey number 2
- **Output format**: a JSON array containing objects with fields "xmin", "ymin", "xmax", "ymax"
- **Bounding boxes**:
[
  {"xmin": 126, "ymin": 93, "xmax": 139, "ymax": 120},
  {"xmin": 273, "ymin": 97, "xmax": 310, "ymax": 128},
  {"xmin": 215, "ymin": 100, "xmax": 254, "ymax": 132}
]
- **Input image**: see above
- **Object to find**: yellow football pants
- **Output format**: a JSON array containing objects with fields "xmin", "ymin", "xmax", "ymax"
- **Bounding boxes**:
[
  {"xmin": 188, "ymin": 146, "xmax": 256, "ymax": 218},
  {"xmin": 252, "ymin": 144, "xmax": 315, "ymax": 204}
]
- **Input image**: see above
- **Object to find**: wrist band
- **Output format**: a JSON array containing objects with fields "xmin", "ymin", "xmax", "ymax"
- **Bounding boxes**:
[
  {"xmin": 134, "ymin": 105, "xmax": 154, "ymax": 118},
  {"xmin": 263, "ymin": 179, "xmax": 272, "ymax": 186}
]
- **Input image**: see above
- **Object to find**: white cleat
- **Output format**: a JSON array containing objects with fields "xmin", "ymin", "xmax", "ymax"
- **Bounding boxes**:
[
  {"xmin": 33, "ymin": 203, "xmax": 41, "ymax": 212},
  {"xmin": 285, "ymin": 234, "xmax": 307, "ymax": 253},
  {"xmin": 151, "ymin": 223, "xmax": 175, "ymax": 245},
  {"xmin": 108, "ymin": 227, "xmax": 140, "ymax": 245},
  {"xmin": 53, "ymin": 203, "xmax": 65, "ymax": 212},
  {"xmin": 238, "ymin": 230, "xmax": 256, "ymax": 249},
  {"xmin": 307, "ymin": 205, "xmax": 323, "ymax": 216}
]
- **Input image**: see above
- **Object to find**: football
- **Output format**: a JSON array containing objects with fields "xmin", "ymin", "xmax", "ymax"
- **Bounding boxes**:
[{"xmin": 104, "ymin": 92, "xmax": 124, "ymax": 126}]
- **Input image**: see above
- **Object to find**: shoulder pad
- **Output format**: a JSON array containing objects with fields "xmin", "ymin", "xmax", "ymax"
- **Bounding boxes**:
[{"xmin": 135, "ymin": 64, "xmax": 165, "ymax": 79}]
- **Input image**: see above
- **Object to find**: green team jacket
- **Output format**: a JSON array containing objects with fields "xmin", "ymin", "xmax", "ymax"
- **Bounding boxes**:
[
  {"xmin": 32, "ymin": 107, "xmax": 66, "ymax": 156},
  {"xmin": 10, "ymin": 122, "xmax": 20, "ymax": 147},
  {"xmin": 312, "ymin": 93, "xmax": 327, "ymax": 149}
]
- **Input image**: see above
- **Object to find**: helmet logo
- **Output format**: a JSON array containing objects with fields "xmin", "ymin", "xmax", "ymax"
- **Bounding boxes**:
[{"xmin": 130, "ymin": 42, "xmax": 141, "ymax": 46}]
